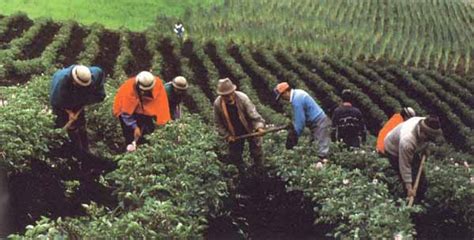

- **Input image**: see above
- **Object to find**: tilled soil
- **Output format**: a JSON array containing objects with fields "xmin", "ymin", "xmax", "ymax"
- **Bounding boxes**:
[
  {"xmin": 0, "ymin": 16, "xmax": 33, "ymax": 49},
  {"xmin": 415, "ymin": 212, "xmax": 473, "ymax": 239},
  {"xmin": 0, "ymin": 71, "xmax": 31, "ymax": 86},
  {"xmin": 181, "ymin": 40, "xmax": 214, "ymax": 103},
  {"xmin": 19, "ymin": 22, "xmax": 60, "ymax": 60},
  {"xmin": 228, "ymin": 45, "xmax": 284, "ymax": 113},
  {"xmin": 125, "ymin": 32, "xmax": 152, "ymax": 77},
  {"xmin": 204, "ymin": 42, "xmax": 241, "ymax": 89},
  {"xmin": 59, "ymin": 24, "xmax": 89, "ymax": 67},
  {"xmin": 206, "ymin": 169, "xmax": 331, "ymax": 239},
  {"xmin": 7, "ymin": 143, "xmax": 117, "ymax": 235},
  {"xmin": 158, "ymin": 38, "xmax": 199, "ymax": 113},
  {"xmin": 93, "ymin": 30, "xmax": 120, "ymax": 77}
]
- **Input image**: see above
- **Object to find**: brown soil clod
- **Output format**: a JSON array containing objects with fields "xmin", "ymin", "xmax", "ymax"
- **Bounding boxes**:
[
  {"xmin": 0, "ymin": 16, "xmax": 34, "ymax": 49},
  {"xmin": 19, "ymin": 22, "xmax": 61, "ymax": 60},
  {"xmin": 59, "ymin": 24, "xmax": 89, "ymax": 67},
  {"xmin": 125, "ymin": 32, "xmax": 152, "ymax": 77},
  {"xmin": 92, "ymin": 30, "xmax": 120, "ymax": 77}
]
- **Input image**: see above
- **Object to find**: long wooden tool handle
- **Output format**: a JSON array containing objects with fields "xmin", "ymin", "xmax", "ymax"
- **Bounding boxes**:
[
  {"xmin": 63, "ymin": 107, "xmax": 84, "ymax": 130},
  {"xmin": 408, "ymin": 154, "xmax": 427, "ymax": 207},
  {"xmin": 234, "ymin": 125, "xmax": 287, "ymax": 140}
]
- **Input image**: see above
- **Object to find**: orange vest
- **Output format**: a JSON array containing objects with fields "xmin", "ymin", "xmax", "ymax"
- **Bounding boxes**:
[
  {"xmin": 376, "ymin": 113, "xmax": 404, "ymax": 154},
  {"xmin": 113, "ymin": 77, "xmax": 171, "ymax": 125}
]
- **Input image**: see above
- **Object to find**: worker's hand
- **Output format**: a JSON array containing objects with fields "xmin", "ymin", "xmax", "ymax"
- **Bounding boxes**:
[
  {"xmin": 405, "ymin": 183, "xmax": 416, "ymax": 197},
  {"xmin": 255, "ymin": 127, "xmax": 265, "ymax": 136},
  {"xmin": 65, "ymin": 109, "xmax": 77, "ymax": 121},
  {"xmin": 226, "ymin": 135, "xmax": 236, "ymax": 143},
  {"xmin": 133, "ymin": 127, "xmax": 142, "ymax": 140}
]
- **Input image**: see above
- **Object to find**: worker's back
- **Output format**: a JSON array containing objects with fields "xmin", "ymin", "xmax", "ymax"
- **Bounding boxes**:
[{"xmin": 376, "ymin": 113, "xmax": 404, "ymax": 154}]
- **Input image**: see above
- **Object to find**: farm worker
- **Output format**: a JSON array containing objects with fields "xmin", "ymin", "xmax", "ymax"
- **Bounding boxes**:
[
  {"xmin": 50, "ymin": 64, "xmax": 106, "ymax": 153},
  {"xmin": 213, "ymin": 78, "xmax": 266, "ymax": 171},
  {"xmin": 274, "ymin": 82, "xmax": 332, "ymax": 162},
  {"xmin": 331, "ymin": 89, "xmax": 367, "ymax": 148},
  {"xmin": 376, "ymin": 107, "xmax": 416, "ymax": 154},
  {"xmin": 384, "ymin": 116, "xmax": 442, "ymax": 200},
  {"xmin": 174, "ymin": 22, "xmax": 185, "ymax": 39},
  {"xmin": 113, "ymin": 71, "xmax": 171, "ymax": 149},
  {"xmin": 165, "ymin": 76, "xmax": 188, "ymax": 120}
]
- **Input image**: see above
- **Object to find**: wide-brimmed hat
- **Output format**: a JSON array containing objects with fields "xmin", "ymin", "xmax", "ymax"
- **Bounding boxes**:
[
  {"xmin": 401, "ymin": 107, "xmax": 416, "ymax": 119},
  {"xmin": 172, "ymin": 76, "xmax": 188, "ymax": 90},
  {"xmin": 72, "ymin": 65, "xmax": 92, "ymax": 87},
  {"xmin": 273, "ymin": 82, "xmax": 290, "ymax": 100},
  {"xmin": 217, "ymin": 78, "xmax": 237, "ymax": 95},
  {"xmin": 136, "ymin": 71, "xmax": 156, "ymax": 91}
]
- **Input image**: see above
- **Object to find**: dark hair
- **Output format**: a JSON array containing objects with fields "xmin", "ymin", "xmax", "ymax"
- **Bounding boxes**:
[
  {"xmin": 341, "ymin": 89, "xmax": 352, "ymax": 102},
  {"xmin": 400, "ymin": 107, "xmax": 416, "ymax": 120},
  {"xmin": 424, "ymin": 115, "xmax": 441, "ymax": 130}
]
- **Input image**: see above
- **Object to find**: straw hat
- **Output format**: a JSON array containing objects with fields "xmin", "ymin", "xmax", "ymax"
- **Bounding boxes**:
[
  {"xmin": 172, "ymin": 76, "xmax": 188, "ymax": 90},
  {"xmin": 72, "ymin": 65, "xmax": 92, "ymax": 86},
  {"xmin": 216, "ymin": 78, "xmax": 237, "ymax": 95},
  {"xmin": 136, "ymin": 71, "xmax": 156, "ymax": 91}
]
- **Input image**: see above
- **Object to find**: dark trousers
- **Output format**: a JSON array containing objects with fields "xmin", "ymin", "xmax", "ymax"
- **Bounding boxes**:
[
  {"xmin": 228, "ymin": 136, "xmax": 263, "ymax": 171},
  {"xmin": 387, "ymin": 153, "xmax": 428, "ymax": 202},
  {"xmin": 337, "ymin": 135, "xmax": 361, "ymax": 148},
  {"xmin": 119, "ymin": 114, "xmax": 155, "ymax": 145},
  {"xmin": 54, "ymin": 108, "xmax": 89, "ymax": 152}
]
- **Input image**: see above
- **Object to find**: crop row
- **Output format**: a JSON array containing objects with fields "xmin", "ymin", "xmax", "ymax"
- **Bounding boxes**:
[
  {"xmin": 2, "ymin": 28, "xmax": 473, "ymax": 238},
  {"xmin": 297, "ymin": 54, "xmax": 388, "ymax": 133},
  {"xmin": 186, "ymin": 0, "xmax": 473, "ymax": 74},
  {"xmin": 383, "ymin": 66, "xmax": 474, "ymax": 152}
]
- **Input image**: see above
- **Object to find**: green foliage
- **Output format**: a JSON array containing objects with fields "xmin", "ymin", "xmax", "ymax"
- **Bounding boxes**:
[
  {"xmin": 185, "ymin": 0, "xmax": 473, "ymax": 74},
  {"xmin": 10, "ymin": 115, "xmax": 232, "ymax": 239},
  {"xmin": 0, "ymin": 1, "xmax": 223, "ymax": 31},
  {"xmin": 0, "ymin": 12, "xmax": 473, "ymax": 238},
  {"xmin": 0, "ymin": 75, "xmax": 64, "ymax": 172},
  {"xmin": 264, "ymin": 133, "xmax": 417, "ymax": 238},
  {"xmin": 425, "ymin": 161, "xmax": 474, "ymax": 232}
]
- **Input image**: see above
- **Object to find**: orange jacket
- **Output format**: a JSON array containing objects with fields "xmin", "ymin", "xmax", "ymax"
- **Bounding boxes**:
[
  {"xmin": 113, "ymin": 77, "xmax": 171, "ymax": 125},
  {"xmin": 376, "ymin": 113, "xmax": 404, "ymax": 154}
]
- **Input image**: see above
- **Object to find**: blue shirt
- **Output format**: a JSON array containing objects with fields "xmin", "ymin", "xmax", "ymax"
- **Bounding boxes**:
[
  {"xmin": 50, "ymin": 65, "xmax": 106, "ymax": 110},
  {"xmin": 291, "ymin": 89, "xmax": 325, "ymax": 136}
]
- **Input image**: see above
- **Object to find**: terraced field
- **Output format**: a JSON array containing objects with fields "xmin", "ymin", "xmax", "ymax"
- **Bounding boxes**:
[{"xmin": 0, "ymin": 13, "xmax": 473, "ymax": 239}]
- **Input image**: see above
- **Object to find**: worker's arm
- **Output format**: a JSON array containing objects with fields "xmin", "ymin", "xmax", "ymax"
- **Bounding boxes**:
[
  {"xmin": 87, "ymin": 67, "xmax": 106, "ymax": 104},
  {"xmin": 331, "ymin": 108, "xmax": 340, "ymax": 141},
  {"xmin": 399, "ymin": 140, "xmax": 416, "ymax": 196},
  {"xmin": 120, "ymin": 113, "xmax": 138, "ymax": 129},
  {"xmin": 359, "ymin": 113, "xmax": 367, "ymax": 143},
  {"xmin": 121, "ymin": 113, "xmax": 141, "ymax": 140},
  {"xmin": 241, "ymin": 94, "xmax": 265, "ymax": 131},
  {"xmin": 292, "ymin": 100, "xmax": 306, "ymax": 137},
  {"xmin": 213, "ymin": 101, "xmax": 231, "ymax": 139}
]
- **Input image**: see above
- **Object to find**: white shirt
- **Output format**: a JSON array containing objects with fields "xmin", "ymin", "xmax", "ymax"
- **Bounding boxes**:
[{"xmin": 384, "ymin": 117, "xmax": 424, "ymax": 183}]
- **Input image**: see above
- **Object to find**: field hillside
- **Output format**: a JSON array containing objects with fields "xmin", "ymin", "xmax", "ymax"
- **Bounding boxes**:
[
  {"xmin": 0, "ymin": 0, "xmax": 222, "ymax": 30},
  {"xmin": 174, "ymin": 0, "xmax": 474, "ymax": 75},
  {"xmin": 0, "ymin": 1, "xmax": 473, "ymax": 239}
]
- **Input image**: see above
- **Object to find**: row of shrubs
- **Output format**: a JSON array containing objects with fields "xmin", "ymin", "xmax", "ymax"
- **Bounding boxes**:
[
  {"xmin": 1, "ymin": 24, "xmax": 473, "ymax": 238},
  {"xmin": 386, "ymin": 66, "xmax": 474, "ymax": 153},
  {"xmin": 2, "ymin": 32, "xmax": 235, "ymax": 236}
]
